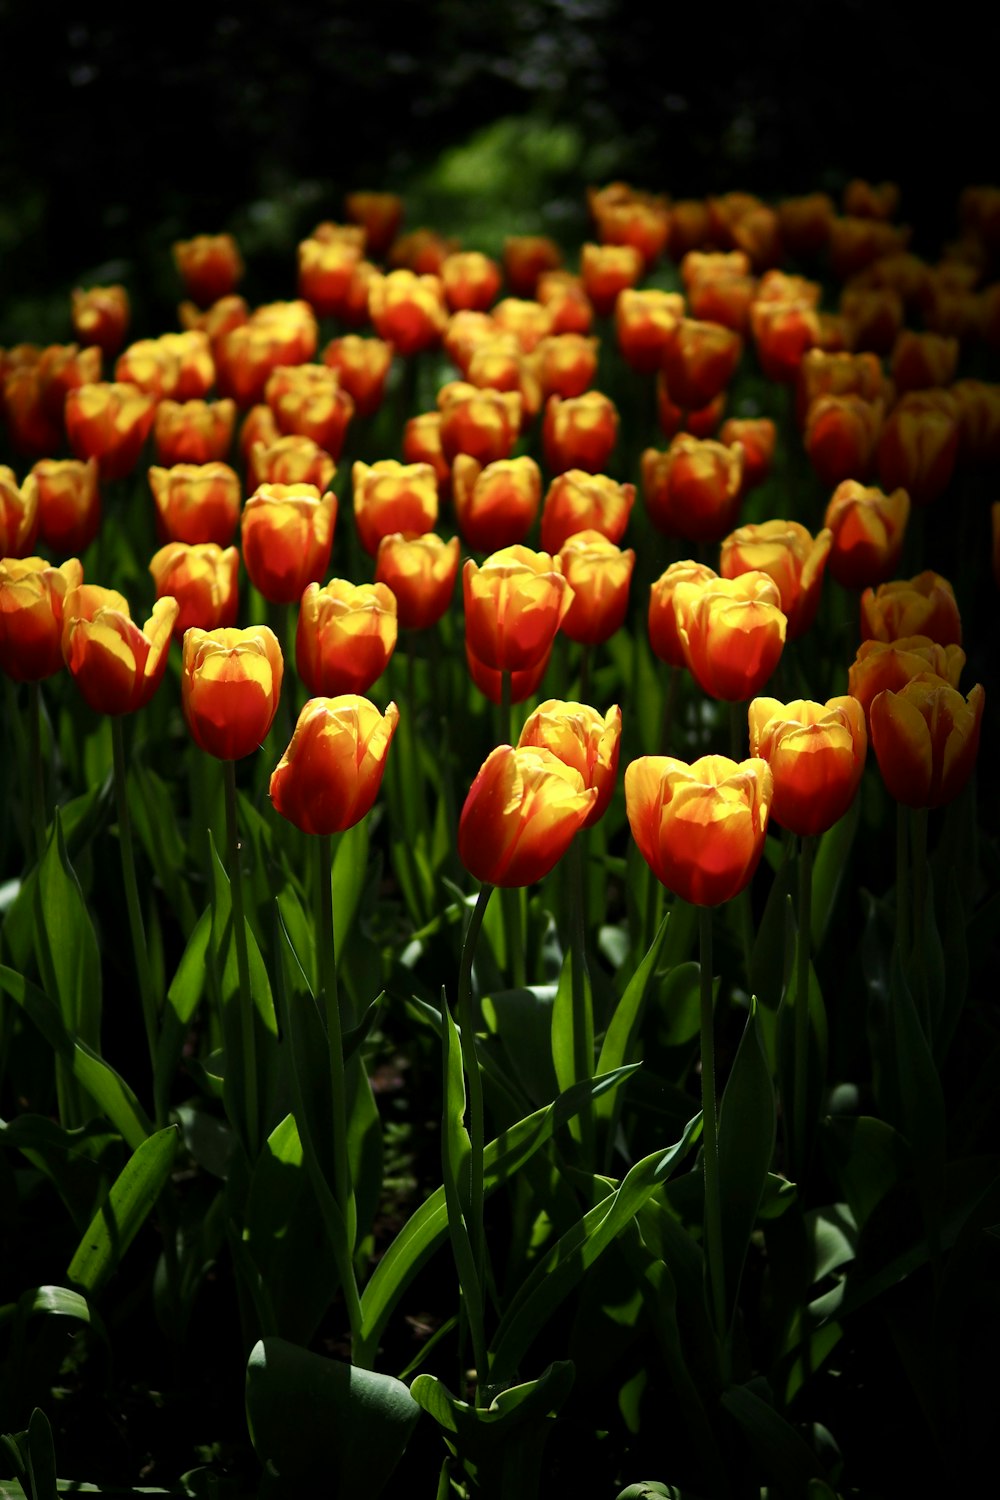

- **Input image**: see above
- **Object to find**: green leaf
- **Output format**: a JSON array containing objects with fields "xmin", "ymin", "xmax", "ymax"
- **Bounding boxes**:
[
  {"xmin": 717, "ymin": 999, "xmax": 776, "ymax": 1327},
  {"xmin": 888, "ymin": 952, "xmax": 946, "ymax": 1162},
  {"xmin": 129, "ymin": 760, "xmax": 198, "ymax": 936},
  {"xmin": 33, "ymin": 811, "xmax": 101, "ymax": 1051},
  {"xmin": 810, "ymin": 795, "xmax": 859, "ymax": 951},
  {"xmin": 656, "ymin": 961, "xmax": 702, "ymax": 1048},
  {"xmin": 154, "ymin": 906, "xmax": 211, "ymax": 1121},
  {"xmin": 67, "ymin": 1127, "xmax": 178, "ymax": 1296},
  {"xmin": 439, "ymin": 995, "xmax": 485, "ymax": 1357},
  {"xmin": 246, "ymin": 1336, "xmax": 420, "ymax": 1497},
  {"xmin": 594, "ymin": 911, "xmax": 669, "ymax": 1126},
  {"xmin": 821, "ymin": 1116, "xmax": 906, "ymax": 1230},
  {"xmin": 721, "ymin": 1382, "xmax": 824, "ymax": 1495},
  {"xmin": 331, "ymin": 819, "xmax": 369, "ymax": 957},
  {"xmin": 25, "ymin": 1409, "xmax": 57, "ymax": 1500},
  {"xmin": 0, "ymin": 1115, "xmax": 124, "ymax": 1235},
  {"xmin": 482, "ymin": 984, "xmax": 559, "ymax": 1108}
]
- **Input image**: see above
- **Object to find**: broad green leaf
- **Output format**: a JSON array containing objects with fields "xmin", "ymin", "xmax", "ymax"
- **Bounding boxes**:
[
  {"xmin": 777, "ymin": 910, "xmax": 828, "ymax": 1182},
  {"xmin": 0, "ymin": 1115, "xmax": 123, "ymax": 1235},
  {"xmin": 821, "ymin": 1116, "xmax": 906, "ymax": 1230},
  {"xmin": 331, "ymin": 818, "xmax": 369, "ymax": 957},
  {"xmin": 128, "ymin": 761, "xmax": 198, "ymax": 936},
  {"xmin": 153, "ymin": 906, "xmax": 211, "ymax": 1122},
  {"xmin": 345, "ymin": 1055, "xmax": 383, "ymax": 1256},
  {"xmin": 811, "ymin": 796, "xmax": 859, "ymax": 951},
  {"xmin": 67, "ymin": 1126, "xmax": 178, "ymax": 1296},
  {"xmin": 246, "ymin": 1336, "xmax": 420, "ymax": 1497},
  {"xmin": 888, "ymin": 953, "xmax": 946, "ymax": 1162},
  {"xmin": 26, "ymin": 1408, "xmax": 57, "ymax": 1500},
  {"xmin": 483, "ymin": 984, "xmax": 559, "ymax": 1108},
  {"xmin": 439, "ymin": 996, "xmax": 485, "ymax": 1361},
  {"xmin": 656, "ymin": 961, "xmax": 702, "ymax": 1049},
  {"xmin": 721, "ymin": 1383, "xmax": 824, "ymax": 1494},
  {"xmin": 34, "ymin": 812, "xmax": 101, "ymax": 1050},
  {"xmin": 717, "ymin": 999, "xmax": 776, "ymax": 1328},
  {"xmin": 595, "ymin": 911, "xmax": 669, "ymax": 1125}
]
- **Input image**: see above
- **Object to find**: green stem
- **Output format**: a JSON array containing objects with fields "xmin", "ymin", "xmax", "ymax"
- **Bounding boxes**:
[
  {"xmin": 111, "ymin": 716, "xmax": 159, "ymax": 1080},
  {"xmin": 698, "ymin": 904, "xmax": 726, "ymax": 1348},
  {"xmin": 224, "ymin": 761, "xmax": 259, "ymax": 1159},
  {"xmin": 567, "ymin": 835, "xmax": 595, "ymax": 1162},
  {"xmin": 27, "ymin": 681, "xmax": 47, "ymax": 864},
  {"xmin": 458, "ymin": 882, "xmax": 494, "ymax": 1390},
  {"xmin": 317, "ymin": 832, "xmax": 358, "ymax": 1255},
  {"xmin": 793, "ymin": 835, "xmax": 815, "ymax": 1183}
]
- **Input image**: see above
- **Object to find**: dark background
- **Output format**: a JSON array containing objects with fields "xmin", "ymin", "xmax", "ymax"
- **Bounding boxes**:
[{"xmin": 1, "ymin": 0, "xmax": 997, "ymax": 339}]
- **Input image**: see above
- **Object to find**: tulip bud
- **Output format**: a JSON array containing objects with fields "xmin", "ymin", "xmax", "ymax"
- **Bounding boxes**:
[
  {"xmin": 270, "ymin": 695, "xmax": 399, "ymax": 836},
  {"xmin": 181, "ymin": 626, "xmax": 284, "ymax": 760},
  {"xmin": 748, "ymin": 696, "xmax": 867, "ymax": 837},
  {"xmin": 0, "ymin": 556, "xmax": 84, "ymax": 681},
  {"xmin": 459, "ymin": 744, "xmax": 597, "ymax": 887},
  {"xmin": 296, "ymin": 579, "xmax": 397, "ymax": 697}
]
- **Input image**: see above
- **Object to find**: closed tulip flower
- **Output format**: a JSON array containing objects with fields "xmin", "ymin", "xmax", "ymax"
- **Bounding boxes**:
[
  {"xmin": 182, "ymin": 626, "xmax": 283, "ymax": 760},
  {"xmin": 62, "ymin": 585, "xmax": 178, "ymax": 715},
  {"xmin": 870, "ymin": 676, "xmax": 984, "ymax": 807},
  {"xmin": 322, "ymin": 336, "xmax": 393, "ymax": 418},
  {"xmin": 558, "ymin": 531, "xmax": 635, "ymax": 645},
  {"xmin": 65, "ymin": 382, "xmax": 156, "ymax": 482},
  {"xmin": 265, "ymin": 363, "xmax": 354, "ymax": 460},
  {"xmin": 154, "ymin": 398, "xmax": 236, "ymax": 466},
  {"xmin": 270, "ymin": 695, "xmax": 399, "ymax": 836},
  {"xmin": 344, "ymin": 191, "xmax": 404, "ymax": 259},
  {"xmin": 463, "ymin": 545, "xmax": 573, "ymax": 673},
  {"xmin": 438, "ymin": 382, "xmax": 522, "ymax": 466},
  {"xmin": 71, "ymin": 285, "xmax": 130, "ymax": 358},
  {"xmin": 648, "ymin": 560, "xmax": 718, "ymax": 668},
  {"xmin": 31, "ymin": 458, "xmax": 101, "ymax": 554},
  {"xmin": 860, "ymin": 570, "xmax": 961, "ymax": 646},
  {"xmin": 375, "ymin": 532, "xmax": 460, "ymax": 630},
  {"xmin": 532, "ymin": 333, "xmax": 599, "ymax": 401},
  {"xmin": 149, "ymin": 543, "xmax": 240, "ymax": 639},
  {"xmin": 503, "ymin": 236, "xmax": 563, "ymax": 297},
  {"xmin": 459, "ymin": 744, "xmax": 597, "ymax": 887},
  {"xmin": 656, "ymin": 382, "xmax": 726, "ymax": 442},
  {"xmin": 352, "ymin": 460, "xmax": 438, "ymax": 557},
  {"xmin": 402, "ymin": 412, "xmax": 451, "ymax": 495},
  {"xmin": 674, "ymin": 571, "xmax": 787, "ymax": 701},
  {"xmin": 492, "ymin": 298, "xmax": 555, "ymax": 353},
  {"xmin": 215, "ymin": 302, "xmax": 318, "ymax": 407},
  {"xmin": 248, "ymin": 434, "xmax": 336, "ymax": 493},
  {"xmin": 823, "ymin": 480, "xmax": 910, "ymax": 589},
  {"xmin": 804, "ymin": 393, "xmax": 884, "ymax": 488},
  {"xmin": 537, "ymin": 270, "xmax": 594, "ymax": 335},
  {"xmin": 368, "ymin": 269, "xmax": 447, "ymax": 357},
  {"xmin": 580, "ymin": 242, "xmax": 644, "ymax": 317},
  {"xmin": 641, "ymin": 435, "xmax": 743, "ymax": 543},
  {"xmin": 877, "ymin": 398, "xmax": 958, "ymax": 507},
  {"xmin": 540, "ymin": 470, "xmax": 634, "ymax": 554},
  {"xmin": 751, "ymin": 298, "xmax": 821, "ymax": 383},
  {"xmin": 661, "ymin": 319, "xmax": 743, "ymax": 410},
  {"xmin": 149, "ymin": 463, "xmax": 242, "ymax": 547},
  {"xmin": 173, "ymin": 234, "xmax": 244, "ymax": 307},
  {"xmin": 518, "ymin": 700, "xmax": 622, "ymax": 825},
  {"xmin": 720, "ymin": 519, "xmax": 832, "ymax": 639},
  {"xmin": 297, "ymin": 236, "xmax": 363, "ymax": 320},
  {"xmin": 848, "ymin": 635, "xmax": 966, "ymax": 730},
  {"xmin": 625, "ymin": 753, "xmax": 772, "ymax": 906},
  {"xmin": 441, "ymin": 251, "xmax": 503, "ymax": 312},
  {"xmin": 718, "ymin": 417, "xmax": 776, "ymax": 490},
  {"xmin": 115, "ymin": 338, "xmax": 181, "ymax": 401},
  {"xmin": 796, "ymin": 348, "xmax": 889, "ymax": 428},
  {"xmin": 748, "ymin": 696, "xmax": 867, "ymax": 837},
  {"xmin": 297, "ymin": 579, "xmax": 397, "ymax": 697},
  {"xmin": 614, "ymin": 288, "xmax": 684, "ymax": 374},
  {"xmin": 0, "ymin": 556, "xmax": 84, "ymax": 681},
  {"xmin": 1, "ymin": 466, "xmax": 40, "ymax": 557},
  {"xmin": 543, "ymin": 391, "xmax": 618, "ymax": 475},
  {"xmin": 890, "ymin": 329, "xmax": 959, "ymax": 394},
  {"xmin": 452, "ymin": 455, "xmax": 541, "ymax": 552},
  {"xmin": 241, "ymin": 484, "xmax": 337, "ymax": 605}
]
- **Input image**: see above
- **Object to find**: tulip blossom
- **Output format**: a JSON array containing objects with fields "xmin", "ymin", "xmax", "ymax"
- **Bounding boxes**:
[
  {"xmin": 181, "ymin": 626, "xmax": 284, "ymax": 760},
  {"xmin": 368, "ymin": 269, "xmax": 447, "ymax": 357},
  {"xmin": 352, "ymin": 460, "xmax": 438, "ymax": 557},
  {"xmin": 173, "ymin": 234, "xmax": 244, "ymax": 307},
  {"xmin": 823, "ymin": 481, "xmax": 910, "ymax": 589},
  {"xmin": 65, "ymin": 382, "xmax": 156, "ymax": 482},
  {"xmin": 322, "ymin": 336, "xmax": 393, "ymax": 418},
  {"xmin": 149, "ymin": 543, "xmax": 240, "ymax": 639},
  {"xmin": 532, "ymin": 333, "xmax": 599, "ymax": 401},
  {"xmin": 796, "ymin": 348, "xmax": 889, "ymax": 428},
  {"xmin": 248, "ymin": 434, "xmax": 336, "ymax": 493},
  {"xmin": 580, "ymin": 242, "xmax": 644, "ymax": 317},
  {"xmin": 720, "ymin": 520, "xmax": 832, "ymax": 639},
  {"xmin": 492, "ymin": 297, "xmax": 554, "ymax": 354},
  {"xmin": 648, "ymin": 560, "xmax": 718, "ymax": 669},
  {"xmin": 452, "ymin": 455, "xmax": 542, "ymax": 553},
  {"xmin": 463, "ymin": 545, "xmax": 573, "ymax": 674},
  {"xmin": 860, "ymin": 571, "xmax": 961, "ymax": 646},
  {"xmin": 840, "ymin": 286, "xmax": 904, "ymax": 355},
  {"xmin": 537, "ymin": 270, "xmax": 594, "ymax": 335},
  {"xmin": 503, "ymin": 236, "xmax": 563, "ymax": 297},
  {"xmin": 62, "ymin": 585, "xmax": 178, "ymax": 716},
  {"xmin": 540, "ymin": 470, "xmax": 634, "ymax": 555},
  {"xmin": 518, "ymin": 700, "xmax": 622, "ymax": 826},
  {"xmin": 0, "ymin": 556, "xmax": 84, "ymax": 681},
  {"xmin": 297, "ymin": 236, "xmax": 363, "ymax": 319},
  {"xmin": 154, "ymin": 398, "xmax": 237, "ymax": 466},
  {"xmin": 869, "ymin": 677, "xmax": 984, "ymax": 808},
  {"xmin": 240, "ymin": 484, "xmax": 337, "ymax": 605},
  {"xmin": 375, "ymin": 533, "xmax": 460, "ymax": 631},
  {"xmin": 656, "ymin": 383, "xmax": 726, "ymax": 442},
  {"xmin": 265, "ymin": 364, "xmax": 354, "ymax": 460},
  {"xmin": 614, "ymin": 288, "xmax": 684, "ymax": 374},
  {"xmin": 674, "ymin": 571, "xmax": 787, "ymax": 701},
  {"xmin": 71, "ymin": 285, "xmax": 130, "ymax": 357},
  {"xmin": 402, "ymin": 412, "xmax": 451, "ymax": 495},
  {"xmin": 215, "ymin": 302, "xmax": 318, "ymax": 407},
  {"xmin": 297, "ymin": 579, "xmax": 398, "ymax": 697},
  {"xmin": 270, "ymin": 695, "xmax": 399, "ymax": 836},
  {"xmin": 344, "ymin": 191, "xmax": 403, "ymax": 258},
  {"xmin": 804, "ymin": 394, "xmax": 884, "ymax": 488},
  {"xmin": 641, "ymin": 436, "xmax": 743, "ymax": 543},
  {"xmin": 661, "ymin": 319, "xmax": 743, "ymax": 410},
  {"xmin": 877, "ymin": 399, "xmax": 958, "ymax": 507},
  {"xmin": 30, "ymin": 458, "xmax": 101, "ymax": 554},
  {"xmin": 458, "ymin": 744, "xmax": 597, "ymax": 887},
  {"xmin": 848, "ymin": 635, "xmax": 966, "ymax": 730},
  {"xmin": 149, "ymin": 463, "xmax": 242, "ymax": 548},
  {"xmin": 543, "ymin": 392, "xmax": 618, "ymax": 475},
  {"xmin": 441, "ymin": 251, "xmax": 503, "ymax": 312},
  {"xmin": 751, "ymin": 298, "xmax": 821, "ymax": 383},
  {"xmin": 438, "ymin": 383, "xmax": 522, "ymax": 466},
  {"xmin": 625, "ymin": 753, "xmax": 772, "ymax": 907},
  {"xmin": 718, "ymin": 417, "xmax": 776, "ymax": 490},
  {"xmin": 557, "ymin": 531, "xmax": 635, "ymax": 645},
  {"xmin": 0, "ymin": 466, "xmax": 40, "ymax": 557},
  {"xmin": 114, "ymin": 338, "xmax": 181, "ymax": 401},
  {"xmin": 748, "ymin": 696, "xmax": 867, "ymax": 837}
]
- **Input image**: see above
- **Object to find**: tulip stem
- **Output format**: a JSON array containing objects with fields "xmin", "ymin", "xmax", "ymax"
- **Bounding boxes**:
[
  {"xmin": 27, "ymin": 681, "xmax": 48, "ymax": 865},
  {"xmin": 698, "ymin": 904, "xmax": 727, "ymax": 1348},
  {"xmin": 111, "ymin": 716, "xmax": 159, "ymax": 1085},
  {"xmin": 224, "ymin": 761, "xmax": 259, "ymax": 1159},
  {"xmin": 317, "ymin": 832, "xmax": 358, "ymax": 1255},
  {"xmin": 793, "ymin": 834, "xmax": 815, "ymax": 1183},
  {"xmin": 458, "ymin": 881, "xmax": 494, "ymax": 1388},
  {"xmin": 567, "ymin": 835, "xmax": 595, "ymax": 1163}
]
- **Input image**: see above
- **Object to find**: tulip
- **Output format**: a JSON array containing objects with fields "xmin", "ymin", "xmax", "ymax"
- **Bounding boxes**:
[
  {"xmin": 557, "ymin": 531, "xmax": 635, "ymax": 645},
  {"xmin": 950, "ymin": 379, "xmax": 1000, "ymax": 467},
  {"xmin": 65, "ymin": 382, "xmax": 156, "ymax": 482},
  {"xmin": 155, "ymin": 398, "xmax": 237, "ymax": 466},
  {"xmin": 668, "ymin": 199, "xmax": 712, "ymax": 259},
  {"xmin": 463, "ymin": 545, "xmax": 573, "ymax": 673},
  {"xmin": 625, "ymin": 753, "xmax": 772, "ymax": 906},
  {"xmin": 518, "ymin": 700, "xmax": 622, "ymax": 826},
  {"xmin": 159, "ymin": 331, "xmax": 217, "ymax": 402},
  {"xmin": 828, "ymin": 217, "xmax": 909, "ymax": 281},
  {"xmin": 368, "ymin": 269, "xmax": 447, "ymax": 357},
  {"xmin": 718, "ymin": 417, "xmax": 776, "ymax": 490},
  {"xmin": 402, "ymin": 412, "xmax": 451, "ymax": 496},
  {"xmin": 241, "ymin": 484, "xmax": 337, "ymax": 605},
  {"xmin": 344, "ymin": 191, "xmax": 404, "ymax": 258},
  {"xmin": 248, "ymin": 434, "xmax": 336, "ymax": 493},
  {"xmin": 590, "ymin": 184, "xmax": 670, "ymax": 267},
  {"xmin": 0, "ymin": 466, "xmax": 40, "ymax": 557},
  {"xmin": 71, "ymin": 285, "xmax": 130, "ymax": 358},
  {"xmin": 62, "ymin": 585, "xmax": 178, "ymax": 715},
  {"xmin": 181, "ymin": 626, "xmax": 284, "ymax": 760},
  {"xmin": 804, "ymin": 394, "xmax": 883, "ymax": 488},
  {"xmin": 860, "ymin": 570, "xmax": 961, "ymax": 646},
  {"xmin": 870, "ymin": 676, "xmax": 984, "ymax": 807},
  {"xmin": 458, "ymin": 744, "xmax": 597, "ymax": 887},
  {"xmin": 265, "ymin": 364, "xmax": 353, "ymax": 460},
  {"xmin": 661, "ymin": 319, "xmax": 743, "ymax": 410},
  {"xmin": 374, "ymin": 532, "xmax": 460, "ymax": 631},
  {"xmin": 440, "ymin": 251, "xmax": 503, "ymax": 312},
  {"xmin": 580, "ymin": 242, "xmax": 644, "ymax": 317},
  {"xmin": 149, "ymin": 463, "xmax": 242, "ymax": 547},
  {"xmin": 648, "ymin": 560, "xmax": 718, "ymax": 669},
  {"xmin": 438, "ymin": 381, "xmax": 523, "ymax": 467},
  {"xmin": 823, "ymin": 480, "xmax": 910, "ymax": 589},
  {"xmin": 720, "ymin": 520, "xmax": 832, "ymax": 639},
  {"xmin": 297, "ymin": 236, "xmax": 363, "ymax": 319},
  {"xmin": 489, "ymin": 296, "xmax": 556, "ymax": 354},
  {"xmin": 239, "ymin": 404, "xmax": 281, "ymax": 464},
  {"xmin": 322, "ymin": 336, "xmax": 393, "ymax": 418},
  {"xmin": 149, "ymin": 543, "xmax": 240, "ymax": 639},
  {"xmin": 750, "ymin": 298, "xmax": 821, "ymax": 383},
  {"xmin": 656, "ymin": 382, "xmax": 726, "ymax": 442},
  {"xmin": 503, "ymin": 237, "xmax": 563, "ymax": 297},
  {"xmin": 843, "ymin": 179, "xmax": 900, "ymax": 220},
  {"xmin": 848, "ymin": 635, "xmax": 966, "ymax": 731},
  {"xmin": 352, "ymin": 460, "xmax": 438, "ymax": 557},
  {"xmin": 452, "ymin": 455, "xmax": 541, "ymax": 553},
  {"xmin": 777, "ymin": 193, "xmax": 834, "ymax": 257},
  {"xmin": 179, "ymin": 293, "xmax": 249, "ymax": 348},
  {"xmin": 532, "ymin": 333, "xmax": 599, "ymax": 401},
  {"xmin": 388, "ymin": 228, "xmax": 458, "ymax": 276},
  {"xmin": 270, "ymin": 695, "xmax": 399, "ymax": 837},
  {"xmin": 30, "ymin": 458, "xmax": 101, "ymax": 554},
  {"xmin": 641, "ymin": 435, "xmax": 743, "ymax": 543},
  {"xmin": 840, "ymin": 287, "xmax": 904, "ymax": 355},
  {"xmin": 0, "ymin": 556, "xmax": 84, "ymax": 681},
  {"xmin": 215, "ymin": 303, "xmax": 318, "ymax": 407},
  {"xmin": 536, "ymin": 270, "xmax": 594, "ymax": 335},
  {"xmin": 465, "ymin": 639, "xmax": 553, "ymax": 706},
  {"xmin": 674, "ymin": 571, "xmax": 787, "ymax": 701},
  {"xmin": 115, "ymin": 338, "xmax": 181, "ymax": 401},
  {"xmin": 614, "ymin": 288, "xmax": 684, "ymax": 374},
  {"xmin": 173, "ymin": 233, "xmax": 244, "ymax": 307},
  {"xmin": 687, "ymin": 268, "xmax": 757, "ymax": 334},
  {"xmin": 796, "ymin": 348, "xmax": 889, "ymax": 427},
  {"xmin": 543, "ymin": 391, "xmax": 618, "ymax": 475},
  {"xmin": 2, "ymin": 362, "xmax": 64, "ymax": 457},
  {"xmin": 540, "ymin": 470, "xmax": 634, "ymax": 555},
  {"xmin": 445, "ymin": 311, "xmax": 502, "ymax": 374},
  {"xmin": 877, "ymin": 399, "xmax": 958, "ymax": 507},
  {"xmin": 297, "ymin": 579, "xmax": 397, "ymax": 697},
  {"xmin": 748, "ymin": 696, "xmax": 867, "ymax": 837}
]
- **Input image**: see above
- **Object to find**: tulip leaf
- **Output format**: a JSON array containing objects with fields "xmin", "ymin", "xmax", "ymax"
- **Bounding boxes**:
[
  {"xmin": 127, "ymin": 759, "xmax": 199, "ymax": 937},
  {"xmin": 153, "ymin": 905, "xmax": 211, "ymax": 1122},
  {"xmin": 345, "ymin": 1052, "xmax": 383, "ymax": 1257},
  {"xmin": 595, "ymin": 911, "xmax": 669, "ymax": 1126},
  {"xmin": 489, "ymin": 1112, "xmax": 702, "ymax": 1384},
  {"xmin": 720, "ymin": 1382, "xmax": 825, "ymax": 1494},
  {"xmin": 439, "ymin": 994, "xmax": 487, "ymax": 1364},
  {"xmin": 718, "ymin": 999, "xmax": 776, "ymax": 1328},
  {"xmin": 0, "ymin": 966, "xmax": 151, "ymax": 1149},
  {"xmin": 0, "ymin": 1114, "xmax": 125, "ymax": 1236},
  {"xmin": 934, "ymin": 875, "xmax": 969, "ymax": 1063},
  {"xmin": 246, "ymin": 1336, "xmax": 420, "ymax": 1498},
  {"xmin": 67, "ymin": 1125, "xmax": 178, "ymax": 1296},
  {"xmin": 483, "ymin": 984, "xmax": 559, "ymax": 1109},
  {"xmin": 33, "ymin": 810, "xmax": 101, "ymax": 1055},
  {"xmin": 777, "ymin": 905, "xmax": 828, "ymax": 1181},
  {"xmin": 331, "ymin": 818, "xmax": 369, "ymax": 958},
  {"xmin": 655, "ymin": 960, "xmax": 703, "ymax": 1048},
  {"xmin": 888, "ymin": 952, "xmax": 946, "ymax": 1164},
  {"xmin": 810, "ymin": 795, "xmax": 859, "ymax": 952},
  {"xmin": 821, "ymin": 1116, "xmax": 907, "ymax": 1231},
  {"xmin": 274, "ymin": 906, "xmax": 336, "ymax": 1190}
]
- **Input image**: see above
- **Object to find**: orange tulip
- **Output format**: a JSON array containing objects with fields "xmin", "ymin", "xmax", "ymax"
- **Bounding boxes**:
[
  {"xmin": 65, "ymin": 382, "xmax": 156, "ymax": 481},
  {"xmin": 215, "ymin": 302, "xmax": 318, "ymax": 407},
  {"xmin": 557, "ymin": 531, "xmax": 635, "ymax": 646},
  {"xmin": 828, "ymin": 216, "xmax": 909, "ymax": 282},
  {"xmin": 173, "ymin": 234, "xmax": 244, "ymax": 307},
  {"xmin": 655, "ymin": 381, "xmax": 726, "ymax": 442},
  {"xmin": 718, "ymin": 417, "xmax": 776, "ymax": 491},
  {"xmin": 2, "ymin": 362, "xmax": 64, "ymax": 457},
  {"xmin": 181, "ymin": 626, "xmax": 283, "ymax": 760},
  {"xmin": 31, "ymin": 458, "xmax": 101, "ymax": 554},
  {"xmin": 458, "ymin": 743, "xmax": 597, "ymax": 887},
  {"xmin": 860, "ymin": 571, "xmax": 961, "ymax": 646},
  {"xmin": 518, "ymin": 700, "xmax": 622, "ymax": 826},
  {"xmin": 296, "ymin": 579, "xmax": 397, "ymax": 697},
  {"xmin": 673, "ymin": 571, "xmax": 787, "ymax": 701},
  {"xmin": 625, "ymin": 753, "xmax": 772, "ymax": 906},
  {"xmin": 536, "ymin": 270, "xmax": 594, "ymax": 335},
  {"xmin": 438, "ymin": 383, "xmax": 522, "ymax": 466},
  {"xmin": 343, "ymin": 191, "xmax": 404, "ymax": 258},
  {"xmin": 322, "ymin": 335, "xmax": 393, "ymax": 418},
  {"xmin": 503, "ymin": 236, "xmax": 563, "ymax": 297},
  {"xmin": 178, "ymin": 293, "xmax": 249, "ymax": 349},
  {"xmin": 804, "ymin": 393, "xmax": 883, "ymax": 488},
  {"xmin": 270, "ymin": 695, "xmax": 399, "ymax": 836},
  {"xmin": 661, "ymin": 319, "xmax": 743, "ymax": 410},
  {"xmin": 154, "ymin": 398, "xmax": 236, "ymax": 466},
  {"xmin": 240, "ymin": 484, "xmax": 337, "ymax": 605},
  {"xmin": 748, "ymin": 696, "xmax": 867, "ymax": 837},
  {"xmin": 648, "ymin": 560, "xmax": 718, "ymax": 669},
  {"xmin": 614, "ymin": 288, "xmax": 684, "ymax": 374},
  {"xmin": 463, "ymin": 545, "xmax": 573, "ymax": 675},
  {"xmin": 589, "ymin": 183, "xmax": 670, "ymax": 267},
  {"xmin": 823, "ymin": 480, "xmax": 910, "ymax": 589},
  {"xmin": 950, "ymin": 378, "xmax": 1000, "ymax": 466},
  {"xmin": 777, "ymin": 193, "xmax": 834, "ymax": 257},
  {"xmin": 374, "ymin": 532, "xmax": 460, "ymax": 630},
  {"xmin": 149, "ymin": 463, "xmax": 242, "ymax": 547},
  {"xmin": 532, "ymin": 333, "xmax": 599, "ymax": 401},
  {"xmin": 62, "ymin": 585, "xmax": 177, "ymax": 716},
  {"xmin": 840, "ymin": 286, "xmax": 904, "ymax": 355},
  {"xmin": 580, "ymin": 242, "xmax": 644, "ymax": 317},
  {"xmin": 352, "ymin": 460, "xmax": 438, "ymax": 557},
  {"xmin": 368, "ymin": 269, "xmax": 447, "ymax": 356},
  {"xmin": 848, "ymin": 635, "xmax": 966, "ymax": 731},
  {"xmin": 720, "ymin": 520, "xmax": 832, "ymax": 639},
  {"xmin": 843, "ymin": 179, "xmax": 900, "ymax": 221},
  {"xmin": 114, "ymin": 338, "xmax": 181, "ymax": 401},
  {"xmin": 0, "ymin": 556, "xmax": 84, "ymax": 681},
  {"xmin": 452, "ymin": 455, "xmax": 541, "ymax": 553},
  {"xmin": 71, "ymin": 285, "xmax": 130, "ymax": 358},
  {"xmin": 248, "ymin": 434, "xmax": 336, "ymax": 493},
  {"xmin": 870, "ymin": 677, "xmax": 984, "ymax": 807},
  {"xmin": 440, "ymin": 251, "xmax": 503, "ymax": 312},
  {"xmin": 539, "ymin": 470, "xmax": 634, "ymax": 555},
  {"xmin": 149, "ymin": 543, "xmax": 239, "ymax": 639},
  {"xmin": 0, "ymin": 466, "xmax": 40, "ymax": 557},
  {"xmin": 542, "ymin": 392, "xmax": 618, "ymax": 475},
  {"xmin": 641, "ymin": 435, "xmax": 743, "ymax": 543},
  {"xmin": 686, "ymin": 267, "xmax": 757, "ymax": 335},
  {"xmin": 796, "ymin": 348, "xmax": 889, "ymax": 427},
  {"xmin": 297, "ymin": 236, "xmax": 363, "ymax": 319},
  {"xmin": 877, "ymin": 398, "xmax": 958, "ymax": 507},
  {"xmin": 265, "ymin": 363, "xmax": 353, "ymax": 460},
  {"xmin": 751, "ymin": 298, "xmax": 821, "ymax": 383}
]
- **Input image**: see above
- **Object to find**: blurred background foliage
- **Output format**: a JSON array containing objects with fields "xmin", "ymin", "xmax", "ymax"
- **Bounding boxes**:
[{"xmin": 0, "ymin": 0, "xmax": 996, "ymax": 340}]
